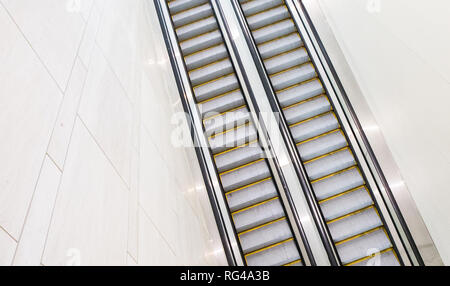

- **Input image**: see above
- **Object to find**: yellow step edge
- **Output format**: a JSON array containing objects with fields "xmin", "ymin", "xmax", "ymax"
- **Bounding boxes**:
[
  {"xmin": 175, "ymin": 14, "xmax": 214, "ymax": 31},
  {"xmin": 310, "ymin": 165, "xmax": 358, "ymax": 184},
  {"xmin": 282, "ymin": 93, "xmax": 327, "ymax": 111},
  {"xmin": 258, "ymin": 32, "xmax": 301, "ymax": 50},
  {"xmin": 206, "ymin": 113, "xmax": 252, "ymax": 138},
  {"xmin": 289, "ymin": 110, "xmax": 335, "ymax": 129},
  {"xmin": 232, "ymin": 196, "xmax": 278, "ymax": 215},
  {"xmin": 318, "ymin": 185, "xmax": 367, "ymax": 204},
  {"xmin": 296, "ymin": 128, "xmax": 344, "ymax": 146},
  {"xmin": 188, "ymin": 58, "xmax": 230, "ymax": 74},
  {"xmin": 335, "ymin": 226, "xmax": 385, "ymax": 246},
  {"xmin": 203, "ymin": 104, "xmax": 247, "ymax": 122},
  {"xmin": 264, "ymin": 46, "xmax": 306, "ymax": 62},
  {"xmin": 283, "ymin": 259, "xmax": 302, "ymax": 266},
  {"xmin": 245, "ymin": 238, "xmax": 294, "ymax": 258},
  {"xmin": 214, "ymin": 139, "xmax": 258, "ymax": 158},
  {"xmin": 225, "ymin": 177, "xmax": 272, "ymax": 195},
  {"xmin": 197, "ymin": 88, "xmax": 240, "ymax": 105},
  {"xmin": 184, "ymin": 43, "xmax": 223, "ymax": 60},
  {"xmin": 303, "ymin": 146, "xmax": 350, "ymax": 165},
  {"xmin": 179, "ymin": 28, "xmax": 219, "ymax": 44},
  {"xmin": 170, "ymin": 2, "xmax": 209, "ymax": 17},
  {"xmin": 276, "ymin": 77, "xmax": 322, "ymax": 94},
  {"xmin": 219, "ymin": 158, "xmax": 264, "ymax": 176},
  {"xmin": 246, "ymin": 3, "xmax": 288, "ymax": 19},
  {"xmin": 252, "ymin": 17, "xmax": 294, "ymax": 33},
  {"xmin": 208, "ymin": 121, "xmax": 250, "ymax": 139},
  {"xmin": 344, "ymin": 247, "xmax": 396, "ymax": 266},
  {"xmin": 192, "ymin": 72, "xmax": 235, "ymax": 89},
  {"xmin": 238, "ymin": 217, "xmax": 286, "ymax": 236},
  {"xmin": 270, "ymin": 61, "xmax": 313, "ymax": 78},
  {"xmin": 326, "ymin": 204, "xmax": 375, "ymax": 225}
]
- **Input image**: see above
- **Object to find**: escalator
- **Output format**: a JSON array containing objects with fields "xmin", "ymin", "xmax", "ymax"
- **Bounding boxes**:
[
  {"xmin": 235, "ymin": 0, "xmax": 401, "ymax": 266},
  {"xmin": 163, "ymin": 0, "xmax": 305, "ymax": 266}
]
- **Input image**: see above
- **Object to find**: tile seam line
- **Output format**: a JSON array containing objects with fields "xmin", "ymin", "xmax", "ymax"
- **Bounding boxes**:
[
  {"xmin": 0, "ymin": 224, "xmax": 18, "ymax": 244},
  {"xmin": 93, "ymin": 41, "xmax": 135, "ymax": 106},
  {"xmin": 76, "ymin": 114, "xmax": 131, "ymax": 191},
  {"xmin": 127, "ymin": 250, "xmax": 139, "ymax": 265},
  {"xmin": 140, "ymin": 119, "xmax": 180, "ymax": 173},
  {"xmin": 10, "ymin": 42, "xmax": 89, "ymax": 261},
  {"xmin": 45, "ymin": 152, "xmax": 64, "ymax": 173},
  {"xmin": 0, "ymin": 2, "xmax": 85, "ymax": 94},
  {"xmin": 137, "ymin": 204, "xmax": 178, "ymax": 258},
  {"xmin": 2, "ymin": 3, "xmax": 91, "ymax": 251},
  {"xmin": 38, "ymin": 113, "xmax": 91, "ymax": 265},
  {"xmin": 39, "ymin": 113, "xmax": 131, "ymax": 264},
  {"xmin": 37, "ymin": 53, "xmax": 91, "ymax": 265},
  {"xmin": 44, "ymin": 17, "xmax": 90, "ymax": 169},
  {"xmin": 11, "ymin": 154, "xmax": 60, "ymax": 266},
  {"xmin": 80, "ymin": 1, "xmax": 107, "ymax": 71}
]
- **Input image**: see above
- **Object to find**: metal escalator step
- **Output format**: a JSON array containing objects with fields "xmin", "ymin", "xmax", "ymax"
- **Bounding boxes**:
[
  {"xmin": 258, "ymin": 33, "xmax": 303, "ymax": 60},
  {"xmin": 238, "ymin": 0, "xmax": 399, "ymax": 266},
  {"xmin": 204, "ymin": 106, "xmax": 250, "ymax": 135},
  {"xmin": 304, "ymin": 147, "xmax": 356, "ymax": 181},
  {"xmin": 176, "ymin": 16, "xmax": 218, "ymax": 41},
  {"xmin": 278, "ymin": 78, "xmax": 324, "ymax": 107},
  {"xmin": 232, "ymin": 197, "xmax": 284, "ymax": 233},
  {"xmin": 209, "ymin": 123, "xmax": 257, "ymax": 154},
  {"xmin": 245, "ymin": 238, "xmax": 301, "ymax": 266},
  {"xmin": 220, "ymin": 159, "xmax": 270, "ymax": 192},
  {"xmin": 328, "ymin": 206, "xmax": 382, "ymax": 242},
  {"xmin": 226, "ymin": 178, "xmax": 277, "ymax": 212},
  {"xmin": 264, "ymin": 48, "xmax": 309, "ymax": 75},
  {"xmin": 167, "ymin": 1, "xmax": 303, "ymax": 266},
  {"xmin": 239, "ymin": 218, "xmax": 292, "ymax": 254},
  {"xmin": 194, "ymin": 73, "xmax": 239, "ymax": 102},
  {"xmin": 180, "ymin": 30, "xmax": 222, "ymax": 56},
  {"xmin": 185, "ymin": 44, "xmax": 228, "ymax": 71},
  {"xmin": 168, "ymin": 0, "xmax": 209, "ymax": 15},
  {"xmin": 270, "ymin": 63, "xmax": 316, "ymax": 91},
  {"xmin": 336, "ymin": 227, "xmax": 392, "ymax": 265},
  {"xmin": 172, "ymin": 3, "xmax": 212, "ymax": 28},
  {"xmin": 284, "ymin": 95, "xmax": 331, "ymax": 126},
  {"xmin": 290, "ymin": 112, "xmax": 339, "ymax": 143},
  {"xmin": 297, "ymin": 129, "xmax": 347, "ymax": 161},
  {"xmin": 348, "ymin": 248, "xmax": 400, "ymax": 266},
  {"xmin": 189, "ymin": 58, "xmax": 233, "ymax": 86},
  {"xmin": 320, "ymin": 186, "xmax": 372, "ymax": 221},
  {"xmin": 199, "ymin": 89, "xmax": 245, "ymax": 118},
  {"xmin": 253, "ymin": 19, "xmax": 296, "ymax": 44},
  {"xmin": 241, "ymin": 0, "xmax": 284, "ymax": 17},
  {"xmin": 247, "ymin": 5, "xmax": 290, "ymax": 30},
  {"xmin": 215, "ymin": 141, "xmax": 263, "ymax": 173},
  {"xmin": 312, "ymin": 166, "xmax": 364, "ymax": 200}
]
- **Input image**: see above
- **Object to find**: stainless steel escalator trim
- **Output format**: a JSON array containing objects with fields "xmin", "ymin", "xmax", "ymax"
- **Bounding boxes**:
[
  {"xmin": 291, "ymin": 0, "xmax": 424, "ymax": 266},
  {"xmin": 212, "ymin": 0, "xmax": 315, "ymax": 266},
  {"xmin": 154, "ymin": 0, "xmax": 243, "ymax": 266},
  {"xmin": 229, "ymin": 0, "xmax": 339, "ymax": 266}
]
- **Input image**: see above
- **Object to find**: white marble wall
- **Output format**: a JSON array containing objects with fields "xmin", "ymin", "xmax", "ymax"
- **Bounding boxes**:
[
  {"xmin": 315, "ymin": 0, "xmax": 450, "ymax": 265},
  {"xmin": 0, "ymin": 0, "xmax": 227, "ymax": 266}
]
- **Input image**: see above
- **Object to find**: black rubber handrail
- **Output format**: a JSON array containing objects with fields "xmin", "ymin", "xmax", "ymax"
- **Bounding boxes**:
[
  {"xmin": 296, "ymin": 0, "xmax": 424, "ymax": 266},
  {"xmin": 153, "ymin": 0, "xmax": 237, "ymax": 266}
]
